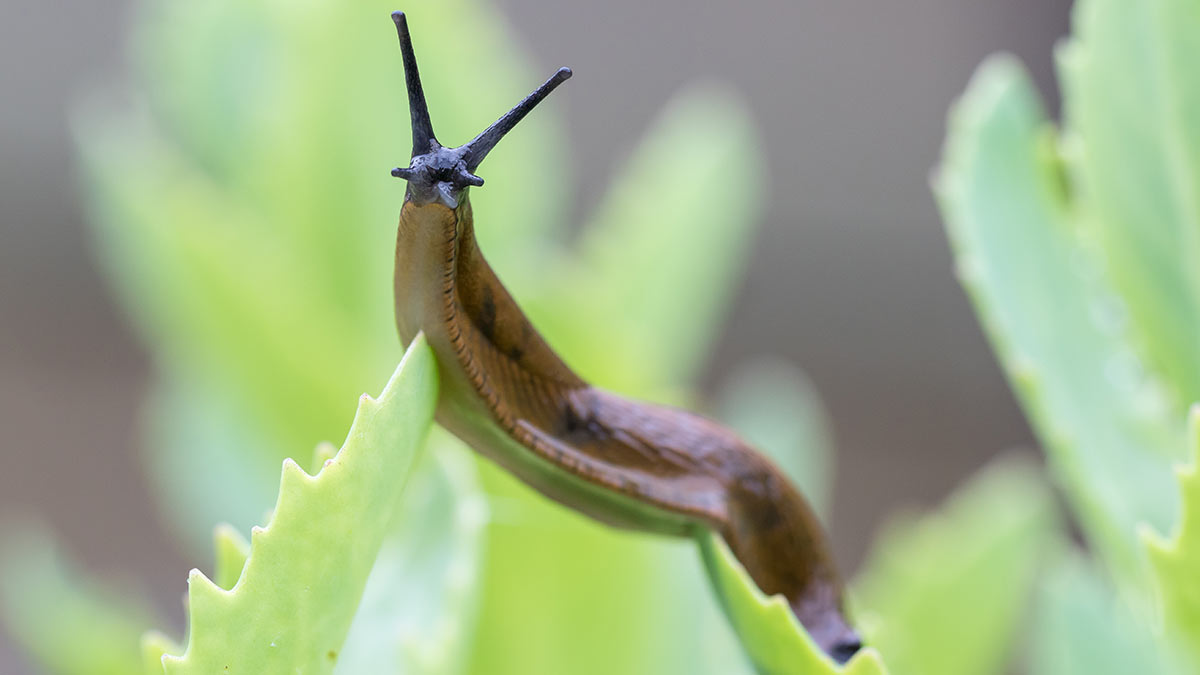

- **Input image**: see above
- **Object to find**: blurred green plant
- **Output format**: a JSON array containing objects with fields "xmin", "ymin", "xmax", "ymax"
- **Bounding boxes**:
[
  {"xmin": 155, "ymin": 336, "xmax": 437, "ymax": 673},
  {"xmin": 936, "ymin": 0, "xmax": 1200, "ymax": 671},
  {"xmin": 1144, "ymin": 407, "xmax": 1200, "ymax": 668},
  {"xmin": 8, "ymin": 0, "xmax": 1200, "ymax": 672},
  {"xmin": 852, "ymin": 459, "xmax": 1054, "ymax": 675}
]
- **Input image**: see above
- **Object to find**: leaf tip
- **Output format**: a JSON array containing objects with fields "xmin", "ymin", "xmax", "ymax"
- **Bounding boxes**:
[
  {"xmin": 186, "ymin": 568, "xmax": 229, "ymax": 608},
  {"xmin": 281, "ymin": 456, "xmax": 316, "ymax": 484}
]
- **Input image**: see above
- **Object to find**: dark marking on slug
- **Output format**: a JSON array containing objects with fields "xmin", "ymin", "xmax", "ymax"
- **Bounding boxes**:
[
  {"xmin": 477, "ymin": 285, "xmax": 498, "ymax": 342},
  {"xmin": 387, "ymin": 11, "xmax": 861, "ymax": 664}
]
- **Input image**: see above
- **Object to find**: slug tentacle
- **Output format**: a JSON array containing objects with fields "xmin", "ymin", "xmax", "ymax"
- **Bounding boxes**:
[
  {"xmin": 391, "ymin": 11, "xmax": 437, "ymax": 155},
  {"xmin": 389, "ymin": 12, "xmax": 568, "ymax": 208},
  {"xmin": 459, "ymin": 67, "xmax": 573, "ymax": 171},
  {"xmin": 388, "ymin": 12, "xmax": 861, "ymax": 664}
]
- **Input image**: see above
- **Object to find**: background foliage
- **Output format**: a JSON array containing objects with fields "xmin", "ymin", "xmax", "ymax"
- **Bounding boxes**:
[{"xmin": 1, "ymin": 0, "xmax": 1198, "ymax": 672}]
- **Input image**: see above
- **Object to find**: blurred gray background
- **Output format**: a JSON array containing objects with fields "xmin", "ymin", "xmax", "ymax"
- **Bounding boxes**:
[{"xmin": 0, "ymin": 0, "xmax": 1071, "ymax": 671}]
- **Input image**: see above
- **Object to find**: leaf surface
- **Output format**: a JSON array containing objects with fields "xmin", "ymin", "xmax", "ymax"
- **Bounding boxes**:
[
  {"xmin": 1059, "ymin": 0, "xmax": 1200, "ymax": 406},
  {"xmin": 1144, "ymin": 406, "xmax": 1200, "ymax": 667},
  {"xmin": 935, "ymin": 55, "xmax": 1182, "ymax": 576},
  {"xmin": 853, "ymin": 458, "xmax": 1055, "ymax": 675},
  {"xmin": 158, "ymin": 335, "xmax": 437, "ymax": 674},
  {"xmin": 698, "ymin": 532, "xmax": 889, "ymax": 675},
  {"xmin": 0, "ymin": 530, "xmax": 154, "ymax": 675}
]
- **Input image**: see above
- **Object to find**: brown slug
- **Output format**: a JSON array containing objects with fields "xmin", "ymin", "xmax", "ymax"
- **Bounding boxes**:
[{"xmin": 387, "ymin": 11, "xmax": 861, "ymax": 664}]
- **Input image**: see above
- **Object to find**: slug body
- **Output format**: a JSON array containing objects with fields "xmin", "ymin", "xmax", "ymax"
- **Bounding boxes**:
[{"xmin": 387, "ymin": 12, "xmax": 861, "ymax": 663}]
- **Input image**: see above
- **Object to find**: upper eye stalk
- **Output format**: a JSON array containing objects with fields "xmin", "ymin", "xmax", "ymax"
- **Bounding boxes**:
[{"xmin": 389, "ymin": 11, "xmax": 572, "ymax": 208}]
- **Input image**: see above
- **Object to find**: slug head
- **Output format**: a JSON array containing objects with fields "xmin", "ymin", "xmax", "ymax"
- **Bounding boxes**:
[{"xmin": 390, "ymin": 11, "xmax": 571, "ymax": 208}]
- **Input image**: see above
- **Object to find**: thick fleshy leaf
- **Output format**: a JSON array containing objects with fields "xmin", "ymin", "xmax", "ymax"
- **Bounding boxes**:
[
  {"xmin": 157, "ymin": 336, "xmax": 437, "ymax": 674},
  {"xmin": 211, "ymin": 524, "xmax": 250, "ymax": 591},
  {"xmin": 1144, "ymin": 406, "xmax": 1200, "ymax": 667},
  {"xmin": 0, "ymin": 529, "xmax": 154, "ymax": 675},
  {"xmin": 142, "ymin": 632, "xmax": 182, "ymax": 675},
  {"xmin": 698, "ymin": 532, "xmax": 888, "ymax": 675},
  {"xmin": 461, "ymin": 465, "xmax": 712, "ymax": 675},
  {"xmin": 335, "ymin": 432, "xmax": 487, "ymax": 675},
  {"xmin": 935, "ymin": 55, "xmax": 1183, "ymax": 577},
  {"xmin": 1027, "ymin": 552, "xmax": 1181, "ymax": 675},
  {"xmin": 852, "ymin": 457, "xmax": 1055, "ymax": 675},
  {"xmin": 140, "ymin": 373, "xmax": 285, "ymax": 553},
  {"xmin": 1058, "ymin": 0, "xmax": 1200, "ymax": 406}
]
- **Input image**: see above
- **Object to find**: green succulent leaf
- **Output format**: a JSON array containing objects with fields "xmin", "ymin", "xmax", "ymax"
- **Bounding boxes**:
[
  {"xmin": 334, "ymin": 431, "xmax": 487, "ymax": 675},
  {"xmin": 1144, "ymin": 406, "xmax": 1200, "ymax": 667},
  {"xmin": 935, "ymin": 55, "xmax": 1183, "ymax": 577},
  {"xmin": 211, "ymin": 524, "xmax": 251, "ymax": 591},
  {"xmin": 156, "ymin": 335, "xmax": 438, "ymax": 674},
  {"xmin": 0, "ymin": 528, "xmax": 155, "ymax": 675},
  {"xmin": 1058, "ymin": 0, "xmax": 1200, "ymax": 407},
  {"xmin": 698, "ymin": 532, "xmax": 888, "ymax": 675},
  {"xmin": 1027, "ymin": 552, "xmax": 1181, "ymax": 675},
  {"xmin": 852, "ymin": 457, "xmax": 1056, "ymax": 675},
  {"xmin": 140, "ymin": 374, "xmax": 285, "ymax": 553},
  {"xmin": 142, "ymin": 632, "xmax": 183, "ymax": 675}
]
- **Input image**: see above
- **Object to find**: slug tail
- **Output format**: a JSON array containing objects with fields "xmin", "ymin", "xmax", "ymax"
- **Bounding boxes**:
[{"xmin": 721, "ymin": 479, "xmax": 863, "ymax": 663}]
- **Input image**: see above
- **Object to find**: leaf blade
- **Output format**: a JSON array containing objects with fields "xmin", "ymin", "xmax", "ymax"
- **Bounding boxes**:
[
  {"xmin": 1059, "ymin": 0, "xmax": 1200, "ymax": 406},
  {"xmin": 852, "ymin": 457, "xmax": 1055, "ymax": 675},
  {"xmin": 1144, "ymin": 406, "xmax": 1200, "ymax": 667},
  {"xmin": 698, "ymin": 531, "xmax": 889, "ymax": 675},
  {"xmin": 935, "ymin": 55, "xmax": 1183, "ymax": 576},
  {"xmin": 160, "ymin": 335, "xmax": 438, "ymax": 674}
]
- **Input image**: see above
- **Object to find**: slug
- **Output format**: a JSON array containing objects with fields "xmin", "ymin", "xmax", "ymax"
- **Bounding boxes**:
[{"xmin": 387, "ymin": 11, "xmax": 861, "ymax": 664}]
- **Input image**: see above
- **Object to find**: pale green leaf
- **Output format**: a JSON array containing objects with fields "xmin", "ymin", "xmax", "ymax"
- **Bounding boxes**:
[
  {"xmin": 461, "ymin": 466, "xmax": 702, "ymax": 675},
  {"xmin": 1144, "ymin": 405, "xmax": 1200, "ymax": 666},
  {"xmin": 935, "ymin": 55, "xmax": 1183, "ymax": 577},
  {"xmin": 142, "ymin": 632, "xmax": 182, "ymax": 675},
  {"xmin": 698, "ymin": 532, "xmax": 888, "ymax": 675},
  {"xmin": 79, "ymin": 114, "xmax": 398, "ymax": 482},
  {"xmin": 0, "ymin": 528, "xmax": 154, "ymax": 675},
  {"xmin": 158, "ymin": 335, "xmax": 438, "ymax": 674},
  {"xmin": 335, "ymin": 431, "xmax": 487, "ymax": 675},
  {"xmin": 212, "ymin": 524, "xmax": 250, "ymax": 591},
  {"xmin": 852, "ymin": 457, "xmax": 1055, "ymax": 675},
  {"xmin": 1058, "ymin": 0, "xmax": 1200, "ymax": 406},
  {"xmin": 1027, "ymin": 552, "xmax": 1180, "ymax": 675},
  {"xmin": 140, "ymin": 373, "xmax": 285, "ymax": 554}
]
